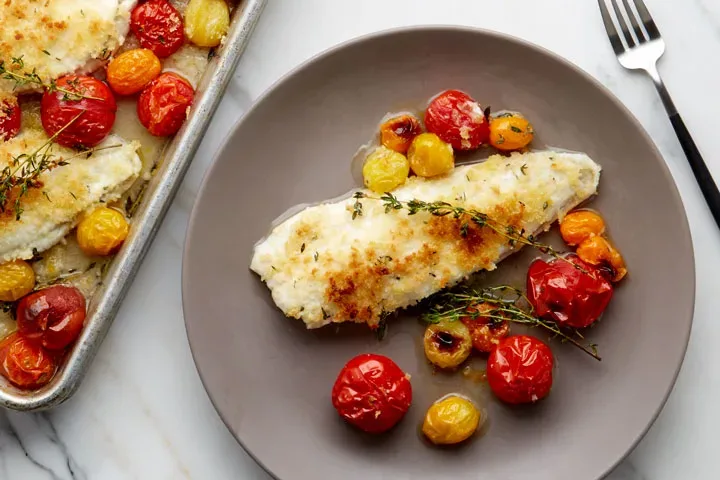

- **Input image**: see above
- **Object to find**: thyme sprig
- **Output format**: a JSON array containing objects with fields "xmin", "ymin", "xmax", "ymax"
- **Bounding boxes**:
[
  {"xmin": 354, "ymin": 191, "xmax": 567, "ymax": 261},
  {"xmin": 423, "ymin": 285, "xmax": 601, "ymax": 361},
  {"xmin": 0, "ymin": 112, "xmax": 120, "ymax": 220},
  {"xmin": 0, "ymin": 56, "xmax": 103, "ymax": 101}
]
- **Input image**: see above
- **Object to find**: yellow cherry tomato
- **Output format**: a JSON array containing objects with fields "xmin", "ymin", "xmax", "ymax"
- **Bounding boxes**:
[
  {"xmin": 489, "ymin": 114, "xmax": 534, "ymax": 151},
  {"xmin": 576, "ymin": 236, "xmax": 627, "ymax": 282},
  {"xmin": 422, "ymin": 395, "xmax": 482, "ymax": 445},
  {"xmin": 77, "ymin": 207, "xmax": 130, "ymax": 257},
  {"xmin": 362, "ymin": 146, "xmax": 410, "ymax": 193},
  {"xmin": 0, "ymin": 260, "xmax": 36, "ymax": 302},
  {"xmin": 407, "ymin": 133, "xmax": 454, "ymax": 177},
  {"xmin": 107, "ymin": 49, "xmax": 162, "ymax": 95},
  {"xmin": 423, "ymin": 320, "xmax": 472, "ymax": 369},
  {"xmin": 185, "ymin": 0, "xmax": 231, "ymax": 48},
  {"xmin": 560, "ymin": 210, "xmax": 606, "ymax": 246}
]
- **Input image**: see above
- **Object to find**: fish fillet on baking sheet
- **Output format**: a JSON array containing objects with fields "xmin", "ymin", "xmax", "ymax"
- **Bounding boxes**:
[
  {"xmin": 251, "ymin": 151, "xmax": 601, "ymax": 329},
  {"xmin": 0, "ymin": 129, "xmax": 142, "ymax": 263},
  {"xmin": 0, "ymin": 0, "xmax": 138, "ymax": 93}
]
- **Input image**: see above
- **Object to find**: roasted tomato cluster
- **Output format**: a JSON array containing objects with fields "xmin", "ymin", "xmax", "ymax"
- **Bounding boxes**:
[
  {"xmin": 0, "ymin": 285, "xmax": 87, "ymax": 390},
  {"xmin": 361, "ymin": 89, "xmax": 535, "ymax": 195}
]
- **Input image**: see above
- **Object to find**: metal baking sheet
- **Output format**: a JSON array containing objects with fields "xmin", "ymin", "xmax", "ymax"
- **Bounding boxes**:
[{"xmin": 0, "ymin": 0, "xmax": 267, "ymax": 411}]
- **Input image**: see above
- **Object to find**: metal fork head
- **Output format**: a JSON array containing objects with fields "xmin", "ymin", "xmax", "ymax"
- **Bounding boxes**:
[{"xmin": 598, "ymin": 0, "xmax": 665, "ymax": 71}]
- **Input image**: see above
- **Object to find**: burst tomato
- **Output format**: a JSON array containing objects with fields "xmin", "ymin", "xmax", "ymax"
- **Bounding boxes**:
[
  {"xmin": 16, "ymin": 285, "xmax": 86, "ymax": 351},
  {"xmin": 424, "ymin": 90, "xmax": 490, "ymax": 150},
  {"xmin": 137, "ymin": 72, "xmax": 194, "ymax": 136},
  {"xmin": 0, "ymin": 96, "xmax": 21, "ymax": 141},
  {"xmin": 41, "ymin": 75, "xmax": 116, "ymax": 148},
  {"xmin": 130, "ymin": 0, "xmax": 185, "ymax": 58},
  {"xmin": 487, "ymin": 335, "xmax": 553, "ymax": 404},
  {"xmin": 331, "ymin": 353, "xmax": 412, "ymax": 434},
  {"xmin": 527, "ymin": 254, "xmax": 613, "ymax": 329},
  {"xmin": 460, "ymin": 302, "xmax": 510, "ymax": 353},
  {"xmin": 0, "ymin": 333, "xmax": 57, "ymax": 390}
]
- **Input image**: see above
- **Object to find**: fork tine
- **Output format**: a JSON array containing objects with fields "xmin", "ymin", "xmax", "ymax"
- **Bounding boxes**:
[
  {"xmin": 598, "ymin": 0, "xmax": 625, "ymax": 54},
  {"xmin": 631, "ymin": 0, "xmax": 661, "ymax": 39},
  {"xmin": 610, "ymin": 0, "xmax": 636, "ymax": 47},
  {"xmin": 621, "ymin": 0, "xmax": 647, "ymax": 42}
]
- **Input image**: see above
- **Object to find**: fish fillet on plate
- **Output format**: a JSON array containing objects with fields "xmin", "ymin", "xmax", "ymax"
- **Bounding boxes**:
[
  {"xmin": 251, "ymin": 151, "xmax": 601, "ymax": 329},
  {"xmin": 0, "ymin": 0, "xmax": 137, "ymax": 93},
  {"xmin": 0, "ymin": 129, "xmax": 142, "ymax": 263}
]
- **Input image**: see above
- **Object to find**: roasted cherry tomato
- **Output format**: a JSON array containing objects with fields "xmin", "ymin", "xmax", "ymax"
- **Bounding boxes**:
[
  {"xmin": 0, "ymin": 333, "xmax": 57, "ymax": 390},
  {"xmin": 460, "ymin": 302, "xmax": 510, "ymax": 353},
  {"xmin": 407, "ymin": 132, "xmax": 454, "ymax": 177},
  {"xmin": 41, "ymin": 75, "xmax": 117, "ymax": 148},
  {"xmin": 130, "ymin": 0, "xmax": 185, "ymax": 58},
  {"xmin": 331, "ymin": 353, "xmax": 412, "ymax": 434},
  {"xmin": 0, "ymin": 260, "xmax": 36, "ymax": 302},
  {"xmin": 379, "ymin": 114, "xmax": 422, "ymax": 154},
  {"xmin": 424, "ymin": 90, "xmax": 489, "ymax": 150},
  {"xmin": 487, "ymin": 335, "xmax": 553, "ymax": 404},
  {"xmin": 576, "ymin": 236, "xmax": 627, "ymax": 282},
  {"xmin": 138, "ymin": 72, "xmax": 195, "ymax": 136},
  {"xmin": 0, "ymin": 95, "xmax": 21, "ymax": 141},
  {"xmin": 527, "ymin": 254, "xmax": 613, "ymax": 329},
  {"xmin": 559, "ymin": 210, "xmax": 606, "ymax": 246},
  {"xmin": 107, "ymin": 48, "xmax": 162, "ymax": 95},
  {"xmin": 362, "ymin": 146, "xmax": 410, "ymax": 193},
  {"xmin": 423, "ymin": 320, "xmax": 472, "ymax": 369},
  {"xmin": 489, "ymin": 113, "xmax": 534, "ymax": 151},
  {"xmin": 77, "ymin": 207, "xmax": 130, "ymax": 256},
  {"xmin": 422, "ymin": 395, "xmax": 482, "ymax": 445},
  {"xmin": 16, "ymin": 285, "xmax": 86, "ymax": 350}
]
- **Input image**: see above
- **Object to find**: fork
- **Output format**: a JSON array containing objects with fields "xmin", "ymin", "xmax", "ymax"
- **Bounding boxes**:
[{"xmin": 598, "ymin": 0, "xmax": 720, "ymax": 228}]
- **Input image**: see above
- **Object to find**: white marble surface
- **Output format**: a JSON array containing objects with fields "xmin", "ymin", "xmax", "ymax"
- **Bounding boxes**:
[{"xmin": 2, "ymin": 0, "xmax": 720, "ymax": 478}]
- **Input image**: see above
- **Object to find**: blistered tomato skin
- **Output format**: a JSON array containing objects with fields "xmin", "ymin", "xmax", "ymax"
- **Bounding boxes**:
[
  {"xmin": 576, "ymin": 236, "xmax": 627, "ymax": 282},
  {"xmin": 41, "ymin": 76, "xmax": 117, "ymax": 148},
  {"xmin": 331, "ymin": 353, "xmax": 412, "ymax": 434},
  {"xmin": 362, "ymin": 146, "xmax": 410, "ymax": 193},
  {"xmin": 379, "ymin": 114, "xmax": 422, "ymax": 154},
  {"xmin": 0, "ymin": 260, "xmax": 36, "ymax": 302},
  {"xmin": 527, "ymin": 255, "xmax": 613, "ymax": 329},
  {"xmin": 16, "ymin": 285, "xmax": 86, "ymax": 351},
  {"xmin": 107, "ymin": 49, "xmax": 162, "ymax": 95},
  {"xmin": 130, "ymin": 0, "xmax": 185, "ymax": 58},
  {"xmin": 138, "ymin": 72, "xmax": 195, "ymax": 136},
  {"xmin": 0, "ymin": 97, "xmax": 21, "ymax": 141},
  {"xmin": 487, "ymin": 335, "xmax": 553, "ymax": 405},
  {"xmin": 559, "ymin": 210, "xmax": 606, "ymax": 246},
  {"xmin": 0, "ymin": 333, "xmax": 57, "ymax": 390},
  {"xmin": 423, "ymin": 321, "xmax": 472, "ymax": 369},
  {"xmin": 489, "ymin": 114, "xmax": 534, "ymax": 151},
  {"xmin": 77, "ymin": 207, "xmax": 130, "ymax": 256},
  {"xmin": 407, "ymin": 133, "xmax": 454, "ymax": 178},
  {"xmin": 185, "ymin": 0, "xmax": 231, "ymax": 48},
  {"xmin": 424, "ymin": 90, "xmax": 489, "ymax": 150},
  {"xmin": 460, "ymin": 303, "xmax": 510, "ymax": 353},
  {"xmin": 422, "ymin": 395, "xmax": 482, "ymax": 445}
]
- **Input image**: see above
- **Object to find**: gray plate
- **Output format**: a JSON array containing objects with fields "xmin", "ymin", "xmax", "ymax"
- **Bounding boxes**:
[{"xmin": 182, "ymin": 27, "xmax": 695, "ymax": 480}]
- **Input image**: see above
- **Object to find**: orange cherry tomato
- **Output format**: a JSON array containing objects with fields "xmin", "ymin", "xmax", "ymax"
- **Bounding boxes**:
[
  {"xmin": 0, "ymin": 96, "xmax": 21, "ymax": 141},
  {"xmin": 0, "ymin": 333, "xmax": 57, "ymax": 390},
  {"xmin": 137, "ymin": 72, "xmax": 194, "ymax": 136},
  {"xmin": 487, "ymin": 335, "xmax": 553, "ymax": 404},
  {"xmin": 130, "ymin": 0, "xmax": 185, "ymax": 58},
  {"xmin": 424, "ymin": 90, "xmax": 489, "ymax": 150},
  {"xmin": 40, "ymin": 75, "xmax": 116, "ymax": 148},
  {"xmin": 559, "ymin": 210, "xmax": 606, "ymax": 246},
  {"xmin": 331, "ymin": 353, "xmax": 412, "ymax": 434},
  {"xmin": 576, "ymin": 236, "xmax": 627, "ymax": 282},
  {"xmin": 107, "ymin": 48, "xmax": 162, "ymax": 95},
  {"xmin": 16, "ymin": 285, "xmax": 86, "ymax": 350},
  {"xmin": 460, "ymin": 302, "xmax": 510, "ymax": 353},
  {"xmin": 379, "ymin": 114, "xmax": 422, "ymax": 154}
]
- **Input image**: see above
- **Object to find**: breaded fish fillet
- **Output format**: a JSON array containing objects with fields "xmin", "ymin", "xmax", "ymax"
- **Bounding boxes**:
[
  {"xmin": 251, "ymin": 151, "xmax": 601, "ymax": 329},
  {"xmin": 0, "ymin": 129, "xmax": 141, "ymax": 263}
]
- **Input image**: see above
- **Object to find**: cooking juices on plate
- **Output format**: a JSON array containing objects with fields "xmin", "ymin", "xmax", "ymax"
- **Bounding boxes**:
[
  {"xmin": 253, "ymin": 89, "xmax": 628, "ymax": 446},
  {"xmin": 0, "ymin": 0, "xmax": 232, "ymax": 390}
]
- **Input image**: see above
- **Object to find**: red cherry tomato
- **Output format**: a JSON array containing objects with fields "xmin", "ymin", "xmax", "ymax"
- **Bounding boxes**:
[
  {"xmin": 130, "ymin": 0, "xmax": 185, "ymax": 58},
  {"xmin": 331, "ymin": 353, "xmax": 412, "ymax": 434},
  {"xmin": 0, "ymin": 96, "xmax": 21, "ymax": 141},
  {"xmin": 137, "ymin": 72, "xmax": 194, "ymax": 136},
  {"xmin": 0, "ymin": 333, "xmax": 57, "ymax": 390},
  {"xmin": 527, "ymin": 254, "xmax": 613, "ymax": 329},
  {"xmin": 487, "ymin": 335, "xmax": 553, "ymax": 404},
  {"xmin": 424, "ymin": 90, "xmax": 490, "ymax": 150},
  {"xmin": 16, "ymin": 285, "xmax": 86, "ymax": 350},
  {"xmin": 41, "ymin": 75, "xmax": 116, "ymax": 148},
  {"xmin": 460, "ymin": 302, "xmax": 510, "ymax": 353}
]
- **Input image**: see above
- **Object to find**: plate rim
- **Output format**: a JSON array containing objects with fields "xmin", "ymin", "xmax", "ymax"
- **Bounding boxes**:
[{"xmin": 182, "ymin": 24, "xmax": 696, "ymax": 480}]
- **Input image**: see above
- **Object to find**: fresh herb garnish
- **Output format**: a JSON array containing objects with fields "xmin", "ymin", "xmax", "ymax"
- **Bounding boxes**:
[
  {"xmin": 510, "ymin": 125, "xmax": 523, "ymax": 133},
  {"xmin": 0, "ymin": 56, "xmax": 102, "ymax": 100}
]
